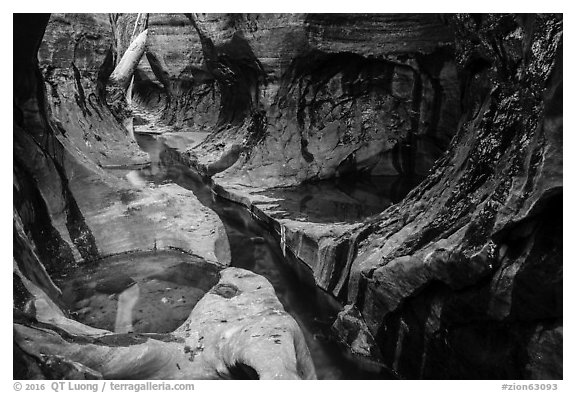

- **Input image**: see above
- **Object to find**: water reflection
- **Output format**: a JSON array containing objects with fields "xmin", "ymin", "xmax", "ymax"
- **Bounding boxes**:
[
  {"xmin": 260, "ymin": 175, "xmax": 422, "ymax": 223},
  {"xmin": 54, "ymin": 251, "xmax": 219, "ymax": 334},
  {"xmin": 131, "ymin": 134, "xmax": 396, "ymax": 379}
]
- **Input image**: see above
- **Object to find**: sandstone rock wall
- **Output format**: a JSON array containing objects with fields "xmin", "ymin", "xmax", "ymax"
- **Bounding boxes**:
[
  {"xmin": 38, "ymin": 13, "xmax": 148, "ymax": 167},
  {"xmin": 13, "ymin": 13, "xmax": 562, "ymax": 380},
  {"xmin": 332, "ymin": 14, "xmax": 563, "ymax": 379},
  {"xmin": 130, "ymin": 14, "xmax": 562, "ymax": 379},
  {"xmin": 159, "ymin": 13, "xmax": 563, "ymax": 379},
  {"xmin": 14, "ymin": 13, "xmax": 315, "ymax": 379},
  {"xmin": 131, "ymin": 13, "xmax": 461, "ymax": 186}
]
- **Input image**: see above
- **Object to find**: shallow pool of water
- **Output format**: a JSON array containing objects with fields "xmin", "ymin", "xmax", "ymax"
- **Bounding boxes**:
[
  {"xmin": 258, "ymin": 175, "xmax": 422, "ymax": 223},
  {"xmin": 128, "ymin": 134, "xmax": 399, "ymax": 379},
  {"xmin": 54, "ymin": 251, "xmax": 219, "ymax": 334}
]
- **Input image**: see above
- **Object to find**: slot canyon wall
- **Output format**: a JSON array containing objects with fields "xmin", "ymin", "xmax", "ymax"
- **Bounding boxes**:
[
  {"xmin": 14, "ymin": 13, "xmax": 314, "ymax": 380},
  {"xmin": 138, "ymin": 14, "xmax": 561, "ymax": 379},
  {"xmin": 13, "ymin": 13, "xmax": 562, "ymax": 380},
  {"xmin": 134, "ymin": 13, "xmax": 461, "ymax": 184},
  {"xmin": 333, "ymin": 15, "xmax": 563, "ymax": 379}
]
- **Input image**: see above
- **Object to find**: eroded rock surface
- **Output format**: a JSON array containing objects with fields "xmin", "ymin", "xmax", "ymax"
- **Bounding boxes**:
[
  {"xmin": 131, "ymin": 13, "xmax": 460, "ymax": 185},
  {"xmin": 127, "ymin": 12, "xmax": 465, "ymax": 313},
  {"xmin": 16, "ymin": 14, "xmax": 231, "ymax": 271},
  {"xmin": 332, "ymin": 14, "xmax": 563, "ymax": 379},
  {"xmin": 14, "ymin": 12, "xmax": 562, "ymax": 381},
  {"xmin": 176, "ymin": 268, "xmax": 316, "ymax": 379},
  {"xmin": 15, "ymin": 13, "xmax": 306, "ymax": 379},
  {"xmin": 38, "ymin": 13, "xmax": 148, "ymax": 167},
  {"xmin": 16, "ymin": 257, "xmax": 315, "ymax": 379},
  {"xmin": 129, "ymin": 13, "xmax": 563, "ymax": 379}
]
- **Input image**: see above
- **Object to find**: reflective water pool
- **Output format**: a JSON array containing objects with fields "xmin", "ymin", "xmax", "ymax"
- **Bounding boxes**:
[
  {"xmin": 128, "ymin": 134, "xmax": 403, "ymax": 379},
  {"xmin": 55, "ymin": 251, "xmax": 220, "ymax": 334},
  {"xmin": 259, "ymin": 175, "xmax": 422, "ymax": 224}
]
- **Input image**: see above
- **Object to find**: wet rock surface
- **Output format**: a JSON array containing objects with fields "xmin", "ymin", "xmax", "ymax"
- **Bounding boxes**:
[
  {"xmin": 38, "ymin": 13, "xmax": 149, "ymax": 168},
  {"xmin": 177, "ymin": 268, "xmax": 317, "ymax": 379},
  {"xmin": 15, "ymin": 13, "xmax": 312, "ymax": 380},
  {"xmin": 55, "ymin": 251, "xmax": 220, "ymax": 334},
  {"xmin": 254, "ymin": 175, "xmax": 423, "ymax": 224},
  {"xmin": 131, "ymin": 13, "xmax": 460, "ymax": 185},
  {"xmin": 132, "ymin": 13, "xmax": 563, "ymax": 379},
  {"xmin": 15, "ymin": 13, "xmax": 232, "ymax": 271},
  {"xmin": 14, "ymin": 12, "xmax": 562, "ymax": 380},
  {"xmin": 332, "ymin": 14, "xmax": 563, "ymax": 379},
  {"xmin": 129, "ymin": 131, "xmax": 396, "ymax": 379},
  {"xmin": 16, "ymin": 264, "xmax": 316, "ymax": 379}
]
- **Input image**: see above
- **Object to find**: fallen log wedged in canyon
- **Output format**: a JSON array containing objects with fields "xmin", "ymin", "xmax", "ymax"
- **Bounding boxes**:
[
  {"xmin": 132, "ymin": 13, "xmax": 563, "ymax": 379},
  {"xmin": 14, "ymin": 12, "xmax": 563, "ymax": 380},
  {"xmin": 109, "ymin": 29, "xmax": 149, "ymax": 90}
]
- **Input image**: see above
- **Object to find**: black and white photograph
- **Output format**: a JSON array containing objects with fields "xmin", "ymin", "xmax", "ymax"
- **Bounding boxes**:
[{"xmin": 10, "ymin": 3, "xmax": 565, "ymax": 385}]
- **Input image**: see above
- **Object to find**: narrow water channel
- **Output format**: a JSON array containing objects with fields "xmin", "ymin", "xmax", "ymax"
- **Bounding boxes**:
[
  {"xmin": 126, "ymin": 133, "xmax": 414, "ymax": 379},
  {"xmin": 53, "ymin": 129, "xmax": 419, "ymax": 379}
]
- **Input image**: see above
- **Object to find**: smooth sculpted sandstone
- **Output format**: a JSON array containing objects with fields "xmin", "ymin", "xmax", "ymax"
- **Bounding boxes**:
[
  {"xmin": 79, "ymin": 175, "xmax": 231, "ymax": 266},
  {"xmin": 38, "ymin": 13, "xmax": 149, "ymax": 168},
  {"xmin": 14, "ymin": 13, "xmax": 563, "ymax": 381},
  {"xmin": 332, "ymin": 14, "xmax": 563, "ymax": 379},
  {"xmin": 176, "ymin": 268, "xmax": 316, "ymax": 379},
  {"xmin": 122, "ymin": 13, "xmax": 464, "ymax": 318},
  {"xmin": 207, "ymin": 178, "xmax": 364, "ymax": 296},
  {"xmin": 130, "ymin": 13, "xmax": 460, "ymax": 185},
  {"xmin": 15, "ymin": 263, "xmax": 316, "ymax": 380},
  {"xmin": 125, "ymin": 12, "xmax": 464, "ymax": 312},
  {"xmin": 16, "ymin": 14, "xmax": 231, "ymax": 271},
  {"xmin": 14, "ymin": 117, "xmax": 230, "ymax": 268},
  {"xmin": 14, "ymin": 14, "xmax": 314, "ymax": 380},
  {"xmin": 132, "ymin": 13, "xmax": 563, "ymax": 379}
]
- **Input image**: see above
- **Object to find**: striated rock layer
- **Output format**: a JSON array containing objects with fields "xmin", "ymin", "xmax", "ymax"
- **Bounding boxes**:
[
  {"xmin": 13, "ymin": 12, "xmax": 562, "ymax": 380},
  {"xmin": 38, "ymin": 13, "xmax": 147, "ymax": 167},
  {"xmin": 17, "ymin": 13, "xmax": 231, "ymax": 269},
  {"xmin": 133, "ymin": 13, "xmax": 461, "ymax": 184},
  {"xmin": 134, "ymin": 13, "xmax": 563, "ymax": 379},
  {"xmin": 14, "ymin": 13, "xmax": 314, "ymax": 379},
  {"xmin": 331, "ymin": 14, "xmax": 563, "ymax": 379},
  {"xmin": 15, "ymin": 244, "xmax": 315, "ymax": 379}
]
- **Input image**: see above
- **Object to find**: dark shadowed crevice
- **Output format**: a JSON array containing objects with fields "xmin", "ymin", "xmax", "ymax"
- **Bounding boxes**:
[
  {"xmin": 53, "ymin": 160, "xmax": 100, "ymax": 263},
  {"xmin": 227, "ymin": 362, "xmax": 260, "ymax": 380},
  {"xmin": 13, "ymin": 12, "xmax": 563, "ymax": 381},
  {"xmin": 13, "ymin": 159, "xmax": 77, "ymax": 275}
]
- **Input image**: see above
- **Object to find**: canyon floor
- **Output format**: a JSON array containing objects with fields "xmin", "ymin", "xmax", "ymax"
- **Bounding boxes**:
[{"xmin": 14, "ymin": 13, "xmax": 562, "ymax": 380}]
